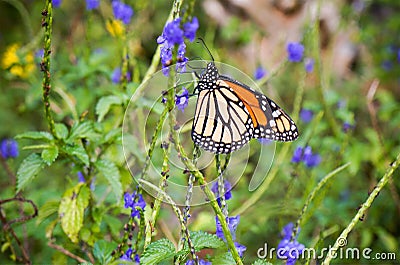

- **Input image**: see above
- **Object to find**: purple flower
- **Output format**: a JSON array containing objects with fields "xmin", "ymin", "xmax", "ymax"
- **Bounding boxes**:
[
  {"xmin": 124, "ymin": 192, "xmax": 146, "ymax": 218},
  {"xmin": 342, "ymin": 122, "xmax": 354, "ymax": 132},
  {"xmin": 134, "ymin": 254, "xmax": 140, "ymax": 263},
  {"xmin": 35, "ymin": 49, "xmax": 44, "ymax": 59},
  {"xmin": 86, "ymin": 0, "xmax": 100, "ymax": 10},
  {"xmin": 382, "ymin": 60, "xmax": 392, "ymax": 71},
  {"xmin": 176, "ymin": 43, "xmax": 188, "ymax": 72},
  {"xmin": 299, "ymin": 109, "xmax": 313, "ymax": 123},
  {"xmin": 0, "ymin": 139, "xmax": 19, "ymax": 159},
  {"xmin": 163, "ymin": 18, "xmax": 184, "ymax": 45},
  {"xmin": 281, "ymin": 223, "xmax": 294, "ymax": 240},
  {"xmin": 186, "ymin": 260, "xmax": 211, "ymax": 265},
  {"xmin": 211, "ymin": 180, "xmax": 232, "ymax": 202},
  {"xmin": 216, "ymin": 215, "xmax": 240, "ymax": 241},
  {"xmin": 112, "ymin": 0, "xmax": 134, "ymax": 25},
  {"xmin": 277, "ymin": 239, "xmax": 305, "ymax": 265},
  {"xmin": 304, "ymin": 58, "xmax": 314, "ymax": 73},
  {"xmin": 254, "ymin": 66, "xmax": 267, "ymax": 80},
  {"xmin": 120, "ymin": 248, "xmax": 133, "ymax": 261},
  {"xmin": 183, "ymin": 17, "xmax": 199, "ymax": 42},
  {"xmin": 287, "ymin": 42, "xmax": 304, "ymax": 62},
  {"xmin": 111, "ymin": 67, "xmax": 131, "ymax": 83},
  {"xmin": 303, "ymin": 146, "xmax": 321, "ymax": 168},
  {"xmin": 291, "ymin": 146, "xmax": 303, "ymax": 163},
  {"xmin": 292, "ymin": 146, "xmax": 321, "ymax": 168},
  {"xmin": 175, "ymin": 87, "xmax": 189, "ymax": 112},
  {"xmin": 234, "ymin": 242, "xmax": 247, "ymax": 257},
  {"xmin": 77, "ymin": 172, "xmax": 85, "ymax": 183},
  {"xmin": 53, "ymin": 0, "xmax": 61, "ymax": 8}
]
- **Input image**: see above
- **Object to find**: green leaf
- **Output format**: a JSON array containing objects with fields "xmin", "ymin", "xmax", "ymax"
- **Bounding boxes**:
[
  {"xmin": 16, "ymin": 131, "xmax": 54, "ymax": 141},
  {"xmin": 93, "ymin": 240, "xmax": 117, "ymax": 264},
  {"xmin": 55, "ymin": 123, "xmax": 69, "ymax": 139},
  {"xmin": 191, "ymin": 231, "xmax": 225, "ymax": 251},
  {"xmin": 67, "ymin": 121, "xmax": 94, "ymax": 142},
  {"xmin": 141, "ymin": 238, "xmax": 176, "ymax": 264},
  {"xmin": 211, "ymin": 252, "xmax": 236, "ymax": 264},
  {"xmin": 59, "ymin": 183, "xmax": 90, "ymax": 243},
  {"xmin": 96, "ymin": 95, "xmax": 122, "ymax": 122},
  {"xmin": 36, "ymin": 200, "xmax": 60, "ymax": 225},
  {"xmin": 95, "ymin": 159, "xmax": 122, "ymax": 202},
  {"xmin": 252, "ymin": 259, "xmax": 273, "ymax": 265},
  {"xmin": 41, "ymin": 145, "xmax": 59, "ymax": 166},
  {"xmin": 16, "ymin": 153, "xmax": 46, "ymax": 192},
  {"xmin": 64, "ymin": 144, "xmax": 89, "ymax": 166}
]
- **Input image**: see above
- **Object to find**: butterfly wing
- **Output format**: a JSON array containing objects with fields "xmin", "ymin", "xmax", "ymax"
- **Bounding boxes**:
[
  {"xmin": 191, "ymin": 86, "xmax": 254, "ymax": 154},
  {"xmin": 219, "ymin": 76, "xmax": 299, "ymax": 142}
]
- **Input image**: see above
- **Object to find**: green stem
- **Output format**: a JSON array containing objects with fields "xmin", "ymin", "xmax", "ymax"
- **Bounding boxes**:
[
  {"xmin": 291, "ymin": 163, "xmax": 351, "ymax": 240},
  {"xmin": 139, "ymin": 179, "xmax": 198, "ymax": 263},
  {"xmin": 322, "ymin": 152, "xmax": 400, "ymax": 265},
  {"xmin": 312, "ymin": 0, "xmax": 339, "ymax": 138},
  {"xmin": 169, "ymin": 114, "xmax": 243, "ymax": 264},
  {"xmin": 41, "ymin": 0, "xmax": 56, "ymax": 137},
  {"xmin": 144, "ymin": 135, "xmax": 171, "ymax": 248}
]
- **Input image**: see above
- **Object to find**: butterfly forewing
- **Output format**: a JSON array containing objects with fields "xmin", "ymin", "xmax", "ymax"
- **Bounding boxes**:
[{"xmin": 192, "ymin": 87, "xmax": 253, "ymax": 154}]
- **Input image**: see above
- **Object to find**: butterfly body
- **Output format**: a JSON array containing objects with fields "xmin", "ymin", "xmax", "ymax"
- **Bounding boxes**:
[{"xmin": 192, "ymin": 62, "xmax": 298, "ymax": 154}]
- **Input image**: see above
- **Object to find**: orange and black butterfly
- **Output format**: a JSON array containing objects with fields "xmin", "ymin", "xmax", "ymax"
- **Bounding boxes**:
[{"xmin": 191, "ymin": 62, "xmax": 299, "ymax": 154}]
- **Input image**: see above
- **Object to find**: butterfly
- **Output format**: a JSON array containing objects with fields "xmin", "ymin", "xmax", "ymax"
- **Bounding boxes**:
[{"xmin": 191, "ymin": 62, "xmax": 299, "ymax": 154}]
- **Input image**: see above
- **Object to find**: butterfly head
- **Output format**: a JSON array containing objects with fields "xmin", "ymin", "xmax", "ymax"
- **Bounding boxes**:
[{"xmin": 200, "ymin": 62, "xmax": 219, "ymax": 83}]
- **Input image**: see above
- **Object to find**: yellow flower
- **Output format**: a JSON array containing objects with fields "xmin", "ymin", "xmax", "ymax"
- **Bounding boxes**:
[
  {"xmin": 106, "ymin": 19, "xmax": 125, "ymax": 38},
  {"xmin": 2, "ymin": 43, "xmax": 35, "ymax": 79},
  {"xmin": 2, "ymin": 43, "xmax": 20, "ymax": 69}
]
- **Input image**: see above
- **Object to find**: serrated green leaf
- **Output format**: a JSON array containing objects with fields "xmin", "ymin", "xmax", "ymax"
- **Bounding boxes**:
[
  {"xmin": 211, "ymin": 252, "xmax": 236, "ymax": 264},
  {"xmin": 55, "ymin": 123, "xmax": 69, "ymax": 139},
  {"xmin": 96, "ymin": 95, "xmax": 122, "ymax": 122},
  {"xmin": 64, "ymin": 144, "xmax": 89, "ymax": 166},
  {"xmin": 41, "ymin": 145, "xmax": 59, "ymax": 166},
  {"xmin": 93, "ymin": 240, "xmax": 117, "ymax": 264},
  {"xmin": 16, "ymin": 153, "xmax": 46, "ymax": 192},
  {"xmin": 59, "ymin": 183, "xmax": 90, "ymax": 243},
  {"xmin": 141, "ymin": 238, "xmax": 176, "ymax": 264},
  {"xmin": 36, "ymin": 200, "xmax": 60, "ymax": 225},
  {"xmin": 95, "ymin": 159, "xmax": 122, "ymax": 202},
  {"xmin": 252, "ymin": 259, "xmax": 273, "ymax": 265},
  {"xmin": 15, "ymin": 131, "xmax": 54, "ymax": 141},
  {"xmin": 191, "ymin": 231, "xmax": 225, "ymax": 251},
  {"xmin": 67, "ymin": 121, "xmax": 94, "ymax": 142}
]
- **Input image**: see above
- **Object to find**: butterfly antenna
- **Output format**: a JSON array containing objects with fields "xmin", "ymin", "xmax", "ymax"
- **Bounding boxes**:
[{"xmin": 196, "ymin": 38, "xmax": 214, "ymax": 62}]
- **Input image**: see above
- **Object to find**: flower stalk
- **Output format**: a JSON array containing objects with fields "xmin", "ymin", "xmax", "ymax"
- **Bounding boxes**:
[
  {"xmin": 41, "ymin": 0, "xmax": 56, "ymax": 137},
  {"xmin": 322, "ymin": 152, "xmax": 400, "ymax": 264}
]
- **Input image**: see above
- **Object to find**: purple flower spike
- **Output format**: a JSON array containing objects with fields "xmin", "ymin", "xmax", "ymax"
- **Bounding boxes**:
[
  {"xmin": 175, "ymin": 87, "xmax": 189, "ymax": 112},
  {"xmin": 254, "ymin": 66, "xmax": 267, "ymax": 80},
  {"xmin": 183, "ymin": 17, "xmax": 199, "ymax": 42},
  {"xmin": 112, "ymin": 0, "xmax": 134, "ymax": 25},
  {"xmin": 287, "ymin": 42, "xmax": 304, "ymax": 62}
]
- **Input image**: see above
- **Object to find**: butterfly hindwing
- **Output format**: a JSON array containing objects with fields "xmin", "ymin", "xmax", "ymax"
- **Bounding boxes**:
[
  {"xmin": 218, "ymin": 75, "xmax": 298, "ymax": 142},
  {"xmin": 192, "ymin": 62, "xmax": 298, "ymax": 154}
]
